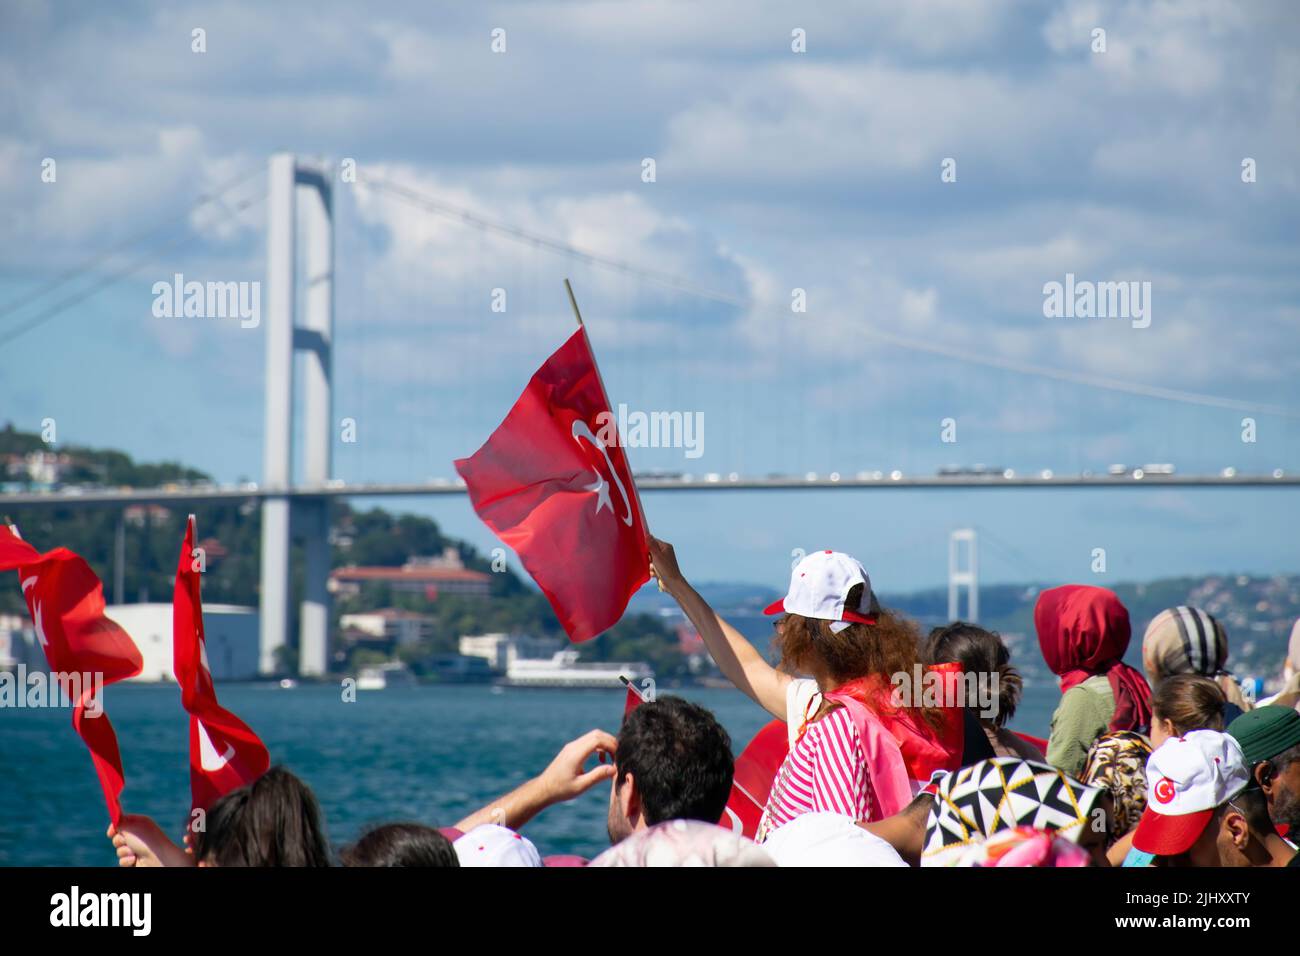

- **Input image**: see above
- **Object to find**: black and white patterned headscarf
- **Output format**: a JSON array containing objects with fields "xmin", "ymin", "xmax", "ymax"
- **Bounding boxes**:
[
  {"xmin": 1143, "ymin": 606, "xmax": 1229, "ymax": 678},
  {"xmin": 921, "ymin": 758, "xmax": 1104, "ymax": 867}
]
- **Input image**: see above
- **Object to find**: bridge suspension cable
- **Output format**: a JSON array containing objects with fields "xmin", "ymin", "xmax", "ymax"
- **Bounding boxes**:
[
  {"xmin": 0, "ymin": 184, "xmax": 266, "ymax": 348},
  {"xmin": 361, "ymin": 172, "xmax": 1295, "ymax": 421}
]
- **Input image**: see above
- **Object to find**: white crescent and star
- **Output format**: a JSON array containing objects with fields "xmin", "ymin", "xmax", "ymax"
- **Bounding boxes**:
[
  {"xmin": 198, "ymin": 721, "xmax": 235, "ymax": 772},
  {"xmin": 571, "ymin": 420, "xmax": 635, "ymax": 527},
  {"xmin": 21, "ymin": 575, "xmax": 49, "ymax": 649}
]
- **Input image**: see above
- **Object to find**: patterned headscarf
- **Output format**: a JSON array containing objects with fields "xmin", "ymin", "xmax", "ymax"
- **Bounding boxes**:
[
  {"xmin": 590, "ymin": 819, "xmax": 776, "ymax": 868},
  {"xmin": 1082, "ymin": 730, "xmax": 1152, "ymax": 840},
  {"xmin": 921, "ymin": 757, "xmax": 1104, "ymax": 867},
  {"xmin": 1143, "ymin": 606, "xmax": 1229, "ymax": 679}
]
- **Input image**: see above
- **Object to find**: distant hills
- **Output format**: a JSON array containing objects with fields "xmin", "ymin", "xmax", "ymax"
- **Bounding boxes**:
[{"xmin": 633, "ymin": 575, "xmax": 1298, "ymax": 687}]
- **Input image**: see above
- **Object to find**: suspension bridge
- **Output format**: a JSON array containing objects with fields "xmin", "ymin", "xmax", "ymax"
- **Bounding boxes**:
[{"xmin": 2, "ymin": 154, "xmax": 1295, "ymax": 677}]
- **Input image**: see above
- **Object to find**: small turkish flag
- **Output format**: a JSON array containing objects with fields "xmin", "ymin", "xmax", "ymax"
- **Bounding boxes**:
[
  {"xmin": 455, "ymin": 327, "xmax": 650, "ymax": 642},
  {"xmin": 0, "ymin": 525, "xmax": 143, "ymax": 825},
  {"xmin": 621, "ymin": 676, "xmax": 648, "ymax": 717},
  {"xmin": 173, "ymin": 515, "xmax": 270, "ymax": 819}
]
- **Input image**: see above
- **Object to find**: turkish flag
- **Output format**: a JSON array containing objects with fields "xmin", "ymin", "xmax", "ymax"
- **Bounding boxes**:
[
  {"xmin": 621, "ymin": 677, "xmax": 648, "ymax": 717},
  {"xmin": 0, "ymin": 525, "xmax": 142, "ymax": 825},
  {"xmin": 455, "ymin": 327, "xmax": 650, "ymax": 642},
  {"xmin": 173, "ymin": 516, "xmax": 270, "ymax": 819},
  {"xmin": 719, "ymin": 719, "xmax": 788, "ymax": 839}
]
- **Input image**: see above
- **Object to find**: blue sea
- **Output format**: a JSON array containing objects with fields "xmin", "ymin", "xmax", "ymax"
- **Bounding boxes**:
[{"xmin": 0, "ymin": 681, "xmax": 1061, "ymax": 866}]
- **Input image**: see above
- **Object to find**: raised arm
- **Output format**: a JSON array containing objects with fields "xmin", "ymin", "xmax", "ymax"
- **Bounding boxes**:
[
  {"xmin": 453, "ymin": 729, "xmax": 617, "ymax": 833},
  {"xmin": 649, "ymin": 536, "xmax": 790, "ymax": 719}
]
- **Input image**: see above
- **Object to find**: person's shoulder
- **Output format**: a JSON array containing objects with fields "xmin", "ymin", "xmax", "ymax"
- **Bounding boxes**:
[
  {"xmin": 811, "ymin": 703, "xmax": 861, "ymax": 745},
  {"xmin": 1063, "ymin": 676, "xmax": 1113, "ymax": 703},
  {"xmin": 787, "ymin": 677, "xmax": 820, "ymax": 722},
  {"xmin": 788, "ymin": 677, "xmax": 818, "ymax": 709}
]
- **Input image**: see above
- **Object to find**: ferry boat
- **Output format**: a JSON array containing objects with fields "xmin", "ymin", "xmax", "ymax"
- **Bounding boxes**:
[
  {"xmin": 502, "ymin": 649, "xmax": 652, "ymax": 689},
  {"xmin": 356, "ymin": 661, "xmax": 418, "ymax": 690}
]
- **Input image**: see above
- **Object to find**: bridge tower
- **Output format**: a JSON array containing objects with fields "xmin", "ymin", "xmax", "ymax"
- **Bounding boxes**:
[
  {"xmin": 948, "ymin": 528, "xmax": 978, "ymax": 623},
  {"xmin": 260, "ymin": 153, "xmax": 333, "ymax": 677}
]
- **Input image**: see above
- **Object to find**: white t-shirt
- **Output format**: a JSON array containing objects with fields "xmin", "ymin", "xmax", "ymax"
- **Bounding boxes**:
[{"xmin": 785, "ymin": 677, "xmax": 821, "ymax": 747}]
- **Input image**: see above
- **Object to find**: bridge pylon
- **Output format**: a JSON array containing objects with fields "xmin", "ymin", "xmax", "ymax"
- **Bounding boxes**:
[
  {"xmin": 948, "ymin": 528, "xmax": 978, "ymax": 624},
  {"xmin": 260, "ymin": 154, "xmax": 333, "ymax": 677}
]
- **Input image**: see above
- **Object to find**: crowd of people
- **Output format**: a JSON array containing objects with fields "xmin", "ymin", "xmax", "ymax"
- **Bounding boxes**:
[{"xmin": 109, "ymin": 538, "xmax": 1300, "ymax": 868}]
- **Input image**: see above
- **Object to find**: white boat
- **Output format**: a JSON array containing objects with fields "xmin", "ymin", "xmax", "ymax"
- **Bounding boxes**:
[
  {"xmin": 356, "ymin": 662, "xmax": 418, "ymax": 690},
  {"xmin": 503, "ymin": 649, "xmax": 652, "ymax": 688}
]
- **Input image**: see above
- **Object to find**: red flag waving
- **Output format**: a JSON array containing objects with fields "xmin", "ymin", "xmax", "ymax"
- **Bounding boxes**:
[
  {"xmin": 455, "ymin": 327, "xmax": 650, "ymax": 642},
  {"xmin": 0, "ymin": 525, "xmax": 142, "ymax": 825},
  {"xmin": 174, "ymin": 516, "xmax": 269, "ymax": 818},
  {"xmin": 719, "ymin": 719, "xmax": 788, "ymax": 838}
]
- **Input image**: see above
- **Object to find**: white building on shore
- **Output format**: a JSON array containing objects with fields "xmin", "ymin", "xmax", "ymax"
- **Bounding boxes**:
[{"xmin": 106, "ymin": 603, "xmax": 260, "ymax": 682}]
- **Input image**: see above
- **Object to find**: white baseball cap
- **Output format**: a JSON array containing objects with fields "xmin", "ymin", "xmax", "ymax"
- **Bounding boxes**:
[
  {"xmin": 764, "ymin": 550, "xmax": 879, "ymax": 633},
  {"xmin": 453, "ymin": 824, "xmax": 543, "ymax": 867},
  {"xmin": 762, "ymin": 812, "xmax": 908, "ymax": 867},
  {"xmin": 1131, "ymin": 729, "xmax": 1250, "ymax": 856}
]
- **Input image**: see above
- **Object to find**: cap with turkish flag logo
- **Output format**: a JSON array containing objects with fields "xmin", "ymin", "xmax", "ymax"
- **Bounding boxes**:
[
  {"xmin": 1131, "ymin": 729, "xmax": 1250, "ymax": 857},
  {"xmin": 763, "ymin": 550, "xmax": 879, "ymax": 633}
]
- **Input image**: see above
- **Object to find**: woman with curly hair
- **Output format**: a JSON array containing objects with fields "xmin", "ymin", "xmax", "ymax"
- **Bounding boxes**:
[{"xmin": 649, "ymin": 538, "xmax": 961, "ymax": 842}]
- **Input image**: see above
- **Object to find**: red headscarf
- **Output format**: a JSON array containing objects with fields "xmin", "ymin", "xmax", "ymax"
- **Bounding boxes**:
[{"xmin": 1034, "ymin": 584, "xmax": 1152, "ymax": 733}]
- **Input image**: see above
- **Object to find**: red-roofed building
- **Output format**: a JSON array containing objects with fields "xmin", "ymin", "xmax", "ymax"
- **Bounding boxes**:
[
  {"xmin": 329, "ymin": 547, "xmax": 491, "ymax": 601},
  {"xmin": 676, "ymin": 622, "xmax": 705, "ymax": 655}
]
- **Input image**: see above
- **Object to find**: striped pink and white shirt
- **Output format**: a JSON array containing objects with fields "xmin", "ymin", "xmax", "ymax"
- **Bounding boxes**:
[{"xmin": 756, "ymin": 704, "xmax": 874, "ymax": 842}]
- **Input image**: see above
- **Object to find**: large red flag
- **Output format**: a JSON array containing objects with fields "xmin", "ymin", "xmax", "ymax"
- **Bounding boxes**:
[
  {"xmin": 719, "ymin": 719, "xmax": 788, "ymax": 838},
  {"xmin": 173, "ymin": 515, "xmax": 269, "ymax": 819},
  {"xmin": 455, "ymin": 327, "xmax": 650, "ymax": 642},
  {"xmin": 0, "ymin": 525, "xmax": 142, "ymax": 825}
]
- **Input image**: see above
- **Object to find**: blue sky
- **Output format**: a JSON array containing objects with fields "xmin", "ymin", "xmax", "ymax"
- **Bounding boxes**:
[{"xmin": 1, "ymin": 0, "xmax": 1298, "ymax": 592}]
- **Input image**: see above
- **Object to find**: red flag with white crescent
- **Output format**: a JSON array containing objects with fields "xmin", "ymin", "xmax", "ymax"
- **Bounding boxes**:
[
  {"xmin": 719, "ymin": 719, "xmax": 788, "ymax": 839},
  {"xmin": 454, "ymin": 327, "xmax": 650, "ymax": 642},
  {"xmin": 0, "ymin": 525, "xmax": 142, "ymax": 825},
  {"xmin": 173, "ymin": 515, "xmax": 269, "ymax": 819}
]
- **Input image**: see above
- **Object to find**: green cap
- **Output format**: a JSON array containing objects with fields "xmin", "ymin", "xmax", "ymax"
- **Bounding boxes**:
[{"xmin": 1227, "ymin": 705, "xmax": 1300, "ymax": 767}]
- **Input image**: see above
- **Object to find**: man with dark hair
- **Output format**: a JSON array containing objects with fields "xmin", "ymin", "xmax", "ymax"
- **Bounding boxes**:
[
  {"xmin": 607, "ymin": 696, "xmax": 734, "ymax": 842},
  {"xmin": 454, "ymin": 695, "xmax": 734, "ymax": 854},
  {"xmin": 1227, "ymin": 705, "xmax": 1300, "ymax": 833}
]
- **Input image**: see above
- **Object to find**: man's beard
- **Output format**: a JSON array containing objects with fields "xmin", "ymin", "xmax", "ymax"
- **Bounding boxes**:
[{"xmin": 1273, "ymin": 788, "xmax": 1300, "ymax": 831}]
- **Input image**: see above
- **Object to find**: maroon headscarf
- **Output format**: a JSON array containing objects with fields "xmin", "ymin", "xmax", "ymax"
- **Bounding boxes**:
[{"xmin": 1034, "ymin": 584, "xmax": 1152, "ymax": 733}]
